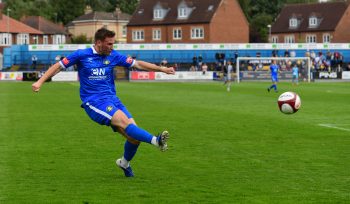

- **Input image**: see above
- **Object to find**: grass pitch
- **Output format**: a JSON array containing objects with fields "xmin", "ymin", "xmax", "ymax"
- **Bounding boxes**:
[{"xmin": 0, "ymin": 81, "xmax": 349, "ymax": 203}]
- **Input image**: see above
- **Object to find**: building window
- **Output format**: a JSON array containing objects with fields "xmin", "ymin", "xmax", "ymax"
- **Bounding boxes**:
[
  {"xmin": 122, "ymin": 26, "xmax": 127, "ymax": 37},
  {"xmin": 43, "ymin": 35, "xmax": 48, "ymax": 44},
  {"xmin": 53, "ymin": 35, "xmax": 64, "ymax": 44},
  {"xmin": 0, "ymin": 33, "xmax": 12, "ymax": 45},
  {"xmin": 178, "ymin": 7, "xmax": 187, "ymax": 18},
  {"xmin": 17, "ymin": 33, "xmax": 29, "ymax": 45},
  {"xmin": 33, "ymin": 35, "xmax": 39, "ymax": 44},
  {"xmin": 272, "ymin": 36, "xmax": 278, "ymax": 43},
  {"xmin": 132, "ymin": 30, "xmax": 144, "ymax": 41},
  {"xmin": 309, "ymin": 17, "xmax": 318, "ymax": 27},
  {"xmin": 62, "ymin": 35, "xmax": 66, "ymax": 44},
  {"xmin": 173, "ymin": 28, "xmax": 182, "ymax": 40},
  {"xmin": 191, "ymin": 27, "xmax": 204, "ymax": 39},
  {"xmin": 152, "ymin": 29, "xmax": 161, "ymax": 41},
  {"xmin": 306, "ymin": 35, "xmax": 317, "ymax": 43},
  {"xmin": 154, "ymin": 9, "xmax": 163, "ymax": 19},
  {"xmin": 323, "ymin": 33, "xmax": 330, "ymax": 43},
  {"xmin": 289, "ymin": 18, "xmax": 298, "ymax": 28},
  {"xmin": 284, "ymin": 35, "xmax": 295, "ymax": 43}
]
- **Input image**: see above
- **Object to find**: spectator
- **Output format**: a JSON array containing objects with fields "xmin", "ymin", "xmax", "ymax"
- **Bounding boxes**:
[
  {"xmin": 198, "ymin": 55, "xmax": 203, "ymax": 68},
  {"xmin": 272, "ymin": 49, "xmax": 278, "ymax": 57},
  {"xmin": 284, "ymin": 49, "xmax": 290, "ymax": 57},
  {"xmin": 202, "ymin": 63, "xmax": 208, "ymax": 75},
  {"xmin": 31, "ymin": 55, "xmax": 38, "ymax": 69},
  {"xmin": 55, "ymin": 55, "xmax": 61, "ymax": 62},
  {"xmin": 290, "ymin": 50, "xmax": 296, "ymax": 58},
  {"xmin": 160, "ymin": 58, "xmax": 168, "ymax": 66},
  {"xmin": 190, "ymin": 65, "xmax": 196, "ymax": 71},
  {"xmin": 192, "ymin": 55, "xmax": 198, "ymax": 70}
]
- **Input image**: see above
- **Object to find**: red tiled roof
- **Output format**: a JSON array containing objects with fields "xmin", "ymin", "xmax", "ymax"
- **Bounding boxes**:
[
  {"xmin": 0, "ymin": 15, "xmax": 42, "ymax": 34},
  {"xmin": 272, "ymin": 2, "xmax": 349, "ymax": 33},
  {"xmin": 21, "ymin": 16, "xmax": 67, "ymax": 35},
  {"xmin": 128, "ymin": 0, "xmax": 222, "ymax": 26}
]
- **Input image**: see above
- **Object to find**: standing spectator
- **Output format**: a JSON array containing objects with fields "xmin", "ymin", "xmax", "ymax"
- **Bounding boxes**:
[
  {"xmin": 160, "ymin": 58, "xmax": 168, "ymax": 66},
  {"xmin": 198, "ymin": 55, "xmax": 203, "ymax": 68},
  {"xmin": 290, "ymin": 50, "xmax": 296, "ymax": 58},
  {"xmin": 192, "ymin": 55, "xmax": 198, "ymax": 70},
  {"xmin": 272, "ymin": 49, "xmax": 278, "ymax": 57},
  {"xmin": 55, "ymin": 55, "xmax": 61, "ymax": 62},
  {"xmin": 202, "ymin": 63, "xmax": 208, "ymax": 75},
  {"xmin": 284, "ymin": 49, "xmax": 290, "ymax": 57},
  {"xmin": 31, "ymin": 55, "xmax": 38, "ymax": 69}
]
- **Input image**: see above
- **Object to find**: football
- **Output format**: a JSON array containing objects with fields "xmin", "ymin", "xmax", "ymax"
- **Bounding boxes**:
[{"xmin": 277, "ymin": 92, "xmax": 301, "ymax": 114}]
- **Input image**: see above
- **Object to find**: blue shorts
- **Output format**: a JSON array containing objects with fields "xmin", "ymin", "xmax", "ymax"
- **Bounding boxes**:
[
  {"xmin": 82, "ymin": 97, "xmax": 132, "ymax": 128},
  {"xmin": 271, "ymin": 76, "xmax": 278, "ymax": 82}
]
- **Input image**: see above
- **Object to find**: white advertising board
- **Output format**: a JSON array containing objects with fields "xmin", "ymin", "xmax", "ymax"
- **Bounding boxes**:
[
  {"xmin": 52, "ymin": 72, "xmax": 78, "ymax": 82},
  {"xmin": 0, "ymin": 72, "xmax": 23, "ymax": 81},
  {"xmin": 154, "ymin": 71, "xmax": 214, "ymax": 81},
  {"xmin": 342, "ymin": 71, "xmax": 350, "ymax": 80}
]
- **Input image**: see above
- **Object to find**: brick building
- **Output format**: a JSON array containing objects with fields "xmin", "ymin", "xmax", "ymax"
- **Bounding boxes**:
[
  {"xmin": 271, "ymin": 1, "xmax": 350, "ymax": 43},
  {"xmin": 127, "ymin": 0, "xmax": 249, "ymax": 43},
  {"xmin": 21, "ymin": 16, "xmax": 69, "ymax": 44}
]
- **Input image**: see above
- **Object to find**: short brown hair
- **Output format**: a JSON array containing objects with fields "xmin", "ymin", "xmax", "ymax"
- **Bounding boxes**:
[{"xmin": 94, "ymin": 28, "xmax": 115, "ymax": 42}]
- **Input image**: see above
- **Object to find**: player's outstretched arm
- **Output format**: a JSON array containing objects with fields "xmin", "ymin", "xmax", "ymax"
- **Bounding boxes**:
[
  {"xmin": 32, "ymin": 62, "xmax": 62, "ymax": 92},
  {"xmin": 134, "ymin": 60, "xmax": 175, "ymax": 75}
]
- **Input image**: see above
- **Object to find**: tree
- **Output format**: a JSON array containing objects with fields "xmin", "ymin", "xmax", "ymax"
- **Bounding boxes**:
[
  {"xmin": 71, "ymin": 34, "xmax": 92, "ymax": 44},
  {"xmin": 118, "ymin": 0, "xmax": 138, "ymax": 15}
]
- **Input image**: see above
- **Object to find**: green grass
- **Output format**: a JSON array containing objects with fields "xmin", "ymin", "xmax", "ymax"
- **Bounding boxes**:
[{"xmin": 0, "ymin": 81, "xmax": 349, "ymax": 203}]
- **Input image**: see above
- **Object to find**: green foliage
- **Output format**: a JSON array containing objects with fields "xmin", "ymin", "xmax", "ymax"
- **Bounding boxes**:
[
  {"xmin": 118, "ymin": 0, "xmax": 139, "ymax": 15},
  {"xmin": 70, "ymin": 34, "xmax": 92, "ymax": 44}
]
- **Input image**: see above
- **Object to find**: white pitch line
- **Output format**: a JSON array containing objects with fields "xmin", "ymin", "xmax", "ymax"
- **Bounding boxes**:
[{"xmin": 318, "ymin": 124, "xmax": 350, "ymax": 132}]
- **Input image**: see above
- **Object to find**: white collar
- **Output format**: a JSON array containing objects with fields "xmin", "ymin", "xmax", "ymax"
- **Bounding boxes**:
[{"xmin": 92, "ymin": 45, "xmax": 98, "ymax": 54}]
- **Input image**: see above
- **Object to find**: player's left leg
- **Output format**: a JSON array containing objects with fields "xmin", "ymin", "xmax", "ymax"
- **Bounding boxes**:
[
  {"xmin": 114, "ymin": 120, "xmax": 140, "ymax": 177},
  {"xmin": 273, "ymin": 81, "xmax": 278, "ymax": 92}
]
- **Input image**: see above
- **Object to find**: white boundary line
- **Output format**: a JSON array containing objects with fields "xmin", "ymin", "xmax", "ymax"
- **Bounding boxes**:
[{"xmin": 318, "ymin": 124, "xmax": 350, "ymax": 132}]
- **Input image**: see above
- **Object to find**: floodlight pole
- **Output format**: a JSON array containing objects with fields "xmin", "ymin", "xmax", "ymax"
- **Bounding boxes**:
[
  {"xmin": 7, "ymin": 8, "xmax": 11, "ymax": 44},
  {"xmin": 267, "ymin": 24, "xmax": 272, "ymax": 43}
]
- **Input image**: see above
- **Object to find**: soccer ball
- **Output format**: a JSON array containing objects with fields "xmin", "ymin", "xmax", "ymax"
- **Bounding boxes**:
[{"xmin": 277, "ymin": 92, "xmax": 301, "ymax": 114}]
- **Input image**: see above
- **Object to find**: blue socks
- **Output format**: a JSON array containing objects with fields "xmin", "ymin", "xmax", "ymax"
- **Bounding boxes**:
[
  {"xmin": 123, "ymin": 140, "xmax": 139, "ymax": 161},
  {"xmin": 269, "ymin": 84, "xmax": 277, "ymax": 91},
  {"xmin": 125, "ymin": 124, "xmax": 153, "ymax": 144}
]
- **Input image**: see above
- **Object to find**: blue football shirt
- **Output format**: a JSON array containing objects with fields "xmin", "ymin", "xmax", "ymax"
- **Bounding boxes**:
[
  {"xmin": 292, "ymin": 66, "xmax": 299, "ymax": 76},
  {"xmin": 59, "ymin": 47, "xmax": 135, "ymax": 103},
  {"xmin": 270, "ymin": 64, "xmax": 279, "ymax": 78}
]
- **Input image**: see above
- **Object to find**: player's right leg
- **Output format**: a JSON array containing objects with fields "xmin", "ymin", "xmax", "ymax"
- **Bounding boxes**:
[{"xmin": 111, "ymin": 110, "xmax": 169, "ymax": 151}]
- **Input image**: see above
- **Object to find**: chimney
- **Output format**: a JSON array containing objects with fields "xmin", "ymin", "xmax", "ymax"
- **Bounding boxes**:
[
  {"xmin": 114, "ymin": 7, "xmax": 122, "ymax": 18},
  {"xmin": 85, "ymin": 5, "xmax": 92, "ymax": 14}
]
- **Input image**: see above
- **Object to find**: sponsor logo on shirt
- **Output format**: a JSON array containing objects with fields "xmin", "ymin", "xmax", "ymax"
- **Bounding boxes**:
[
  {"xmin": 106, "ymin": 106, "xmax": 113, "ymax": 112},
  {"xmin": 89, "ymin": 68, "xmax": 107, "ymax": 80},
  {"xmin": 91, "ymin": 68, "xmax": 106, "ymax": 76},
  {"xmin": 103, "ymin": 60, "xmax": 110, "ymax": 65},
  {"xmin": 126, "ymin": 57, "xmax": 133, "ymax": 64},
  {"xmin": 62, "ymin": 58, "xmax": 70, "ymax": 65}
]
